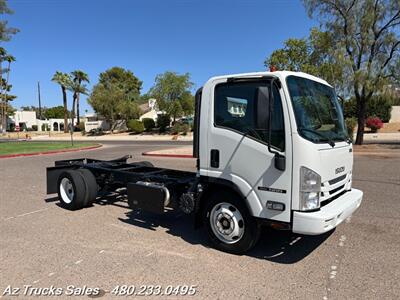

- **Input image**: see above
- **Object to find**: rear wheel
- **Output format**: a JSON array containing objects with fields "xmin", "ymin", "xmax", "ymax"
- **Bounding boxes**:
[
  {"xmin": 77, "ymin": 169, "xmax": 98, "ymax": 206},
  {"xmin": 204, "ymin": 192, "xmax": 260, "ymax": 254},
  {"xmin": 135, "ymin": 161, "xmax": 154, "ymax": 167},
  {"xmin": 57, "ymin": 170, "xmax": 87, "ymax": 210}
]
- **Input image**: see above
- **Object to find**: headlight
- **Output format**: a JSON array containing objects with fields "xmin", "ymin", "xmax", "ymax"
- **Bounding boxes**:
[{"xmin": 300, "ymin": 167, "xmax": 321, "ymax": 211}]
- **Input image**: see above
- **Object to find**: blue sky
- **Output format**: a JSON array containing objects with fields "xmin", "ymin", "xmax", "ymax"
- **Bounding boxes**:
[{"xmin": 4, "ymin": 0, "xmax": 317, "ymax": 113}]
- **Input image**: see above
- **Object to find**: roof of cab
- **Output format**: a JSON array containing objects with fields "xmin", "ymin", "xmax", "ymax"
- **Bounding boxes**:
[{"xmin": 208, "ymin": 71, "xmax": 332, "ymax": 87}]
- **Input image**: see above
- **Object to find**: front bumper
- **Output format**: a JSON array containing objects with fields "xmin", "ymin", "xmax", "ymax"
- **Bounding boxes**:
[{"xmin": 292, "ymin": 188, "xmax": 363, "ymax": 235}]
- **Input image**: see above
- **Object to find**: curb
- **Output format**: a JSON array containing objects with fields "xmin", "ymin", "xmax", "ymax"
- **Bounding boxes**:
[
  {"xmin": 142, "ymin": 152, "xmax": 194, "ymax": 159},
  {"xmin": 0, "ymin": 144, "xmax": 102, "ymax": 159}
]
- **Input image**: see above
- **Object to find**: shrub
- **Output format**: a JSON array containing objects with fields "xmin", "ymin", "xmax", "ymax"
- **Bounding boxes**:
[
  {"xmin": 41, "ymin": 124, "xmax": 49, "ymax": 131},
  {"xmin": 127, "ymin": 120, "xmax": 145, "ymax": 134},
  {"xmin": 367, "ymin": 96, "xmax": 392, "ymax": 122},
  {"xmin": 171, "ymin": 123, "xmax": 190, "ymax": 135},
  {"xmin": 366, "ymin": 117, "xmax": 383, "ymax": 133},
  {"xmin": 77, "ymin": 122, "xmax": 85, "ymax": 131},
  {"xmin": 157, "ymin": 114, "xmax": 171, "ymax": 133},
  {"xmin": 142, "ymin": 118, "xmax": 155, "ymax": 131},
  {"xmin": 344, "ymin": 96, "xmax": 392, "ymax": 122},
  {"xmin": 345, "ymin": 117, "xmax": 357, "ymax": 141},
  {"xmin": 32, "ymin": 125, "xmax": 38, "ymax": 131},
  {"xmin": 73, "ymin": 122, "xmax": 84, "ymax": 132}
]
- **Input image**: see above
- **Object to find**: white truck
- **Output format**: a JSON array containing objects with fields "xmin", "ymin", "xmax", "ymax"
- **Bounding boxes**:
[{"xmin": 46, "ymin": 71, "xmax": 363, "ymax": 254}]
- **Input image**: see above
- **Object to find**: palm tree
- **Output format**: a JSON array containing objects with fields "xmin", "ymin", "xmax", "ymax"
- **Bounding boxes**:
[
  {"xmin": 68, "ymin": 81, "xmax": 88, "ymax": 128},
  {"xmin": 71, "ymin": 70, "xmax": 89, "ymax": 125},
  {"xmin": 0, "ymin": 48, "xmax": 16, "ymax": 132},
  {"xmin": 51, "ymin": 71, "xmax": 72, "ymax": 133}
]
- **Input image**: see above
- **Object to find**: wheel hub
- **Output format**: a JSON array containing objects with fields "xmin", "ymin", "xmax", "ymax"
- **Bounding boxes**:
[
  {"xmin": 60, "ymin": 177, "xmax": 74, "ymax": 204},
  {"xmin": 210, "ymin": 202, "xmax": 245, "ymax": 244}
]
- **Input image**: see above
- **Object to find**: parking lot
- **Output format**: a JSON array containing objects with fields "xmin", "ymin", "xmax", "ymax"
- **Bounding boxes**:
[{"xmin": 1, "ymin": 141, "xmax": 399, "ymax": 299}]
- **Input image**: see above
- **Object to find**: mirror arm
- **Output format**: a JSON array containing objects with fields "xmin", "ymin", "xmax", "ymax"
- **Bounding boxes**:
[
  {"xmin": 267, "ymin": 78, "xmax": 286, "ymax": 171},
  {"xmin": 267, "ymin": 78, "xmax": 278, "ymax": 156}
]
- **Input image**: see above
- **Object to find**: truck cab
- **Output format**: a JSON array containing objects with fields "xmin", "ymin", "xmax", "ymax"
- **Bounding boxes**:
[{"xmin": 193, "ymin": 71, "xmax": 363, "ymax": 252}]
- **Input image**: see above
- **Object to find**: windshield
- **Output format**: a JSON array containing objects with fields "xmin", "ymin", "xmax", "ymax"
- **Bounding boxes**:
[{"xmin": 287, "ymin": 76, "xmax": 347, "ymax": 144}]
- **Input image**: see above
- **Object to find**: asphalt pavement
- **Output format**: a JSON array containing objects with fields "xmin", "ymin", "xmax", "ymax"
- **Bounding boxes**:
[{"xmin": 0, "ymin": 141, "xmax": 399, "ymax": 299}]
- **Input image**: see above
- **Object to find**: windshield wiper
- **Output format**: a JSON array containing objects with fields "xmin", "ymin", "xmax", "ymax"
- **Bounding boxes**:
[{"xmin": 299, "ymin": 128, "xmax": 335, "ymax": 147}]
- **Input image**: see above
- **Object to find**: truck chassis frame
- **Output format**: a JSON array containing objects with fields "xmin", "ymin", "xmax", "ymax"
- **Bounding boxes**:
[{"xmin": 46, "ymin": 155, "xmax": 198, "ymax": 214}]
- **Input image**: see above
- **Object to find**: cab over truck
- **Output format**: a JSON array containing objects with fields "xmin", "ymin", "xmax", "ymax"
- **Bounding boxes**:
[{"xmin": 46, "ymin": 71, "xmax": 363, "ymax": 254}]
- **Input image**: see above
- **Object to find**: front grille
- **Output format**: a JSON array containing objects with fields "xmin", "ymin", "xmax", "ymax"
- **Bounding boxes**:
[
  {"xmin": 320, "ymin": 173, "xmax": 350, "ymax": 203},
  {"xmin": 329, "ymin": 184, "xmax": 345, "ymax": 195},
  {"xmin": 329, "ymin": 174, "xmax": 346, "ymax": 185}
]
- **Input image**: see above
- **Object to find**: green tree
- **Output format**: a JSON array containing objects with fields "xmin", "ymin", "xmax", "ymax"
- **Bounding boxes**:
[
  {"xmin": 0, "ymin": 0, "xmax": 19, "ymax": 42},
  {"xmin": 0, "ymin": 48, "xmax": 16, "ymax": 131},
  {"xmin": 180, "ymin": 91, "xmax": 195, "ymax": 116},
  {"xmin": 98, "ymin": 66, "xmax": 142, "ymax": 100},
  {"xmin": 52, "ymin": 71, "xmax": 72, "ymax": 133},
  {"xmin": 0, "ymin": 0, "xmax": 18, "ymax": 132},
  {"xmin": 71, "ymin": 70, "xmax": 89, "ymax": 125},
  {"xmin": 303, "ymin": 0, "xmax": 400, "ymax": 145},
  {"xmin": 265, "ymin": 28, "xmax": 345, "ymax": 95},
  {"xmin": 88, "ymin": 67, "xmax": 142, "ymax": 128},
  {"xmin": 44, "ymin": 106, "xmax": 66, "ymax": 119},
  {"xmin": 149, "ymin": 71, "xmax": 194, "ymax": 122},
  {"xmin": 68, "ymin": 80, "xmax": 88, "ymax": 127}
]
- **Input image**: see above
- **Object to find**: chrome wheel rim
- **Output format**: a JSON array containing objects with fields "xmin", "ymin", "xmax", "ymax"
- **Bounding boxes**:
[
  {"xmin": 210, "ymin": 202, "xmax": 245, "ymax": 244},
  {"xmin": 60, "ymin": 177, "xmax": 74, "ymax": 204}
]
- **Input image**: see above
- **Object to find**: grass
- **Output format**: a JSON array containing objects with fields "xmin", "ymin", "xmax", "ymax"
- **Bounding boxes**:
[{"xmin": 0, "ymin": 141, "xmax": 98, "ymax": 156}]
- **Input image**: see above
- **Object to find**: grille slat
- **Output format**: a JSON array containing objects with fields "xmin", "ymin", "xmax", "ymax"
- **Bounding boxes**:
[
  {"xmin": 329, "ymin": 174, "xmax": 346, "ymax": 185},
  {"xmin": 320, "ymin": 173, "xmax": 350, "ymax": 202},
  {"xmin": 329, "ymin": 184, "xmax": 345, "ymax": 195}
]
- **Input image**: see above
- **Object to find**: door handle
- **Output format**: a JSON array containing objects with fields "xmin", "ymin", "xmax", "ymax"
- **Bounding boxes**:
[{"xmin": 210, "ymin": 149, "xmax": 219, "ymax": 168}]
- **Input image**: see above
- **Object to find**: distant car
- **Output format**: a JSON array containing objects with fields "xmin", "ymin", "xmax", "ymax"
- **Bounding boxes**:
[
  {"xmin": 87, "ymin": 128, "xmax": 104, "ymax": 136},
  {"xmin": 180, "ymin": 117, "xmax": 194, "ymax": 126}
]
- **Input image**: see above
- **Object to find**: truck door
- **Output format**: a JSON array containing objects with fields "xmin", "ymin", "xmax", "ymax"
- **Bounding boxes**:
[{"xmin": 206, "ymin": 78, "xmax": 292, "ymax": 222}]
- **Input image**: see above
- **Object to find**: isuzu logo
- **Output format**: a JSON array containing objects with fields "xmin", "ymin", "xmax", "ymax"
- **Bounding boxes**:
[{"xmin": 335, "ymin": 166, "xmax": 345, "ymax": 174}]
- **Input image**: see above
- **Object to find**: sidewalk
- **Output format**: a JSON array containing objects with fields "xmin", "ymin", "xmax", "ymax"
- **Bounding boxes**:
[
  {"xmin": 143, "ymin": 146, "xmax": 194, "ymax": 158},
  {"xmin": 359, "ymin": 132, "xmax": 400, "ymax": 143},
  {"xmin": 142, "ymin": 143, "xmax": 400, "ymax": 159},
  {"xmin": 27, "ymin": 132, "xmax": 194, "ymax": 142}
]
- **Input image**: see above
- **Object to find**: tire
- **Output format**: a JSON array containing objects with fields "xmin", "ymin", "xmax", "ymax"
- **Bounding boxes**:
[
  {"xmin": 135, "ymin": 161, "xmax": 154, "ymax": 167},
  {"xmin": 57, "ymin": 170, "xmax": 87, "ymax": 210},
  {"xmin": 77, "ymin": 169, "xmax": 98, "ymax": 206},
  {"xmin": 204, "ymin": 191, "xmax": 260, "ymax": 254}
]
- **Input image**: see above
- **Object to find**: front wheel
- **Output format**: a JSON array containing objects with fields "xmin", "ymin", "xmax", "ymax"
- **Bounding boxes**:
[{"xmin": 204, "ymin": 192, "xmax": 260, "ymax": 254}]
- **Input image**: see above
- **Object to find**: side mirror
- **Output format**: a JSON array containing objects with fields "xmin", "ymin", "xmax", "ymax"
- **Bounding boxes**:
[
  {"xmin": 255, "ymin": 86, "xmax": 270, "ymax": 130},
  {"xmin": 274, "ymin": 153, "xmax": 285, "ymax": 171}
]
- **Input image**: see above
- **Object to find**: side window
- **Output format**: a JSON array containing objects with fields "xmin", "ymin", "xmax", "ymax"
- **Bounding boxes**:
[{"xmin": 214, "ymin": 81, "xmax": 285, "ymax": 151}]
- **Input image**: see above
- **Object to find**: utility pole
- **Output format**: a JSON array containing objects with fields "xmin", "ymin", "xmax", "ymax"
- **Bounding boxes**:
[{"xmin": 38, "ymin": 81, "xmax": 42, "ymax": 120}]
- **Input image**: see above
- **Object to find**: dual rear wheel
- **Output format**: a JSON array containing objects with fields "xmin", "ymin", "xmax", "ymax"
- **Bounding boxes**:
[{"xmin": 57, "ymin": 169, "xmax": 98, "ymax": 210}]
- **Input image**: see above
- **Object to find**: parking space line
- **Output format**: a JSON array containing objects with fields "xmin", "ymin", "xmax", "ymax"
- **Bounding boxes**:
[
  {"xmin": 2, "ymin": 207, "xmax": 50, "ymax": 221},
  {"xmin": 108, "ymin": 223, "xmax": 193, "ymax": 260}
]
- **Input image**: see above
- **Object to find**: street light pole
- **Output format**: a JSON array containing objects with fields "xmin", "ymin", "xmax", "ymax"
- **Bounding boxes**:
[{"xmin": 37, "ymin": 81, "xmax": 42, "ymax": 120}]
